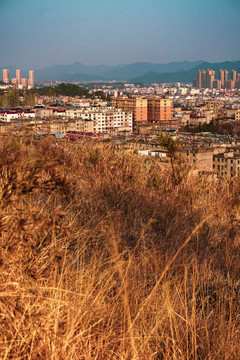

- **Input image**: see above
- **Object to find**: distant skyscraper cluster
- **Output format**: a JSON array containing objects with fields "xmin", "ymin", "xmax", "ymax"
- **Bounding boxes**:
[
  {"xmin": 193, "ymin": 69, "xmax": 240, "ymax": 90},
  {"xmin": 2, "ymin": 69, "xmax": 34, "ymax": 89}
]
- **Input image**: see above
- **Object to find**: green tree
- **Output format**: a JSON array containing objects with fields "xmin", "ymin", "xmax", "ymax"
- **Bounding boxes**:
[{"xmin": 158, "ymin": 132, "xmax": 179, "ymax": 184}]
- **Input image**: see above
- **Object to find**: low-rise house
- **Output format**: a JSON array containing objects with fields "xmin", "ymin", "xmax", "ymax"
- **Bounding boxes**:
[{"xmin": 0, "ymin": 110, "xmax": 35, "ymax": 122}]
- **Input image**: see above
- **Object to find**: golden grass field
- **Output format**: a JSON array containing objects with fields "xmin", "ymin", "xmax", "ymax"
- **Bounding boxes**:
[{"xmin": 0, "ymin": 135, "xmax": 239, "ymax": 359}]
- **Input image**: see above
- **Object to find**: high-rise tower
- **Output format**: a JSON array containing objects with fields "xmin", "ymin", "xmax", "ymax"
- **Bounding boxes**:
[
  {"xmin": 3, "ymin": 69, "xmax": 10, "ymax": 84},
  {"xmin": 219, "ymin": 69, "xmax": 228, "ymax": 88},
  {"xmin": 231, "ymin": 70, "xmax": 237, "ymax": 81},
  {"xmin": 206, "ymin": 70, "xmax": 215, "ymax": 89},
  {"xmin": 28, "ymin": 70, "xmax": 34, "ymax": 88},
  {"xmin": 16, "ymin": 69, "xmax": 21, "ymax": 86},
  {"xmin": 202, "ymin": 71, "xmax": 207, "ymax": 88},
  {"xmin": 196, "ymin": 70, "xmax": 202, "ymax": 88}
]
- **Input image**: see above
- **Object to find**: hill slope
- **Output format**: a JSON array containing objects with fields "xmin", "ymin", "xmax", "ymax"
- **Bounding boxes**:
[{"xmin": 0, "ymin": 135, "xmax": 239, "ymax": 359}]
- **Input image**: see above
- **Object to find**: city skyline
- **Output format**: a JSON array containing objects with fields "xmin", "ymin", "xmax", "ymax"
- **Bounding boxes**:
[
  {"xmin": 0, "ymin": 0, "xmax": 240, "ymax": 69},
  {"xmin": 194, "ymin": 68, "xmax": 240, "ymax": 89},
  {"xmin": 2, "ymin": 68, "xmax": 34, "ymax": 88}
]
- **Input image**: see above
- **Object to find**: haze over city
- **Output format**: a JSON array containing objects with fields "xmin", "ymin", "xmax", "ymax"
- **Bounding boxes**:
[{"xmin": 1, "ymin": 0, "xmax": 240, "ymax": 69}]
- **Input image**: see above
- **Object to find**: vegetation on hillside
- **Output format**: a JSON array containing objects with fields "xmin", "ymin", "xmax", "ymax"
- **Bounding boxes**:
[
  {"xmin": 32, "ymin": 83, "xmax": 111, "ymax": 101},
  {"xmin": 184, "ymin": 119, "xmax": 240, "ymax": 137},
  {"xmin": 0, "ymin": 134, "xmax": 239, "ymax": 359},
  {"xmin": 35, "ymin": 83, "xmax": 89, "ymax": 97},
  {"xmin": 184, "ymin": 121, "xmax": 218, "ymax": 134}
]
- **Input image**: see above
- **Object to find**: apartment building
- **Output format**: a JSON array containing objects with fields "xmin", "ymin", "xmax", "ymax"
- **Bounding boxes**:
[
  {"xmin": 219, "ymin": 69, "xmax": 228, "ymax": 88},
  {"xmin": 112, "ymin": 97, "xmax": 147, "ymax": 129},
  {"xmin": 235, "ymin": 111, "xmax": 240, "ymax": 121},
  {"xmin": 188, "ymin": 114, "xmax": 207, "ymax": 126},
  {"xmin": 147, "ymin": 97, "xmax": 172, "ymax": 122},
  {"xmin": 195, "ymin": 69, "xmax": 240, "ymax": 89},
  {"xmin": 3, "ymin": 69, "xmax": 9, "ymax": 84},
  {"xmin": 112, "ymin": 96, "xmax": 172, "ymax": 130},
  {"xmin": 28, "ymin": 70, "xmax": 34, "ymax": 88},
  {"xmin": 50, "ymin": 119, "xmax": 94, "ymax": 135},
  {"xmin": 66, "ymin": 107, "xmax": 132, "ymax": 133},
  {"xmin": 206, "ymin": 70, "xmax": 215, "ymax": 89},
  {"xmin": 202, "ymin": 100, "xmax": 219, "ymax": 117},
  {"xmin": 16, "ymin": 69, "xmax": 21, "ymax": 86},
  {"xmin": 3, "ymin": 69, "xmax": 34, "ymax": 89},
  {"xmin": 178, "ymin": 148, "xmax": 213, "ymax": 172},
  {"xmin": 213, "ymin": 149, "xmax": 240, "ymax": 178}
]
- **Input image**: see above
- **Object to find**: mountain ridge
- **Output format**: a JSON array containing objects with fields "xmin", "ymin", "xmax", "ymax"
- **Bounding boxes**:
[
  {"xmin": 1, "ymin": 60, "xmax": 240, "ymax": 83},
  {"xmin": 0, "ymin": 60, "xmax": 204, "ymax": 81},
  {"xmin": 130, "ymin": 60, "xmax": 240, "ymax": 83}
]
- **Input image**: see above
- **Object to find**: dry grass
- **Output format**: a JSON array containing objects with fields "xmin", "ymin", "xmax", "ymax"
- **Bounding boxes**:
[{"xmin": 0, "ymin": 135, "xmax": 239, "ymax": 359}]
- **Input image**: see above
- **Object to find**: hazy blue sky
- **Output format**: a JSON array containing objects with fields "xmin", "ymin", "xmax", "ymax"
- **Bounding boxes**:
[{"xmin": 0, "ymin": 0, "xmax": 240, "ymax": 69}]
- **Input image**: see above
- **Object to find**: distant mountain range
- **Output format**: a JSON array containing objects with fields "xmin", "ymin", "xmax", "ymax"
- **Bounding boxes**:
[
  {"xmin": 1, "ymin": 60, "xmax": 240, "ymax": 83},
  {"xmin": 34, "ymin": 60, "xmax": 204, "ymax": 81},
  {"xmin": 130, "ymin": 61, "xmax": 240, "ymax": 84}
]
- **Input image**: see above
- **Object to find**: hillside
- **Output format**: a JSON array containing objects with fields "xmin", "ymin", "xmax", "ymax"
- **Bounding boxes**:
[
  {"xmin": 35, "ymin": 83, "xmax": 90, "ymax": 97},
  {"xmin": 0, "ymin": 135, "xmax": 239, "ymax": 359},
  {"xmin": 33, "ymin": 83, "xmax": 110, "ymax": 100}
]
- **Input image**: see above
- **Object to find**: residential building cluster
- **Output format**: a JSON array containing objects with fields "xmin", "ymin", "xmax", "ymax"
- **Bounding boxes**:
[
  {"xmin": 1, "ymin": 78, "xmax": 240, "ymax": 179},
  {"xmin": 193, "ymin": 69, "xmax": 240, "ymax": 89},
  {"xmin": 2, "ymin": 69, "xmax": 34, "ymax": 89},
  {"xmin": 0, "ymin": 101, "xmax": 133, "ymax": 135}
]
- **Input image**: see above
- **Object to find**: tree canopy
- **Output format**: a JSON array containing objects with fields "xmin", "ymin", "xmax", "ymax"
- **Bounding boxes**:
[{"xmin": 32, "ymin": 83, "xmax": 110, "ymax": 100}]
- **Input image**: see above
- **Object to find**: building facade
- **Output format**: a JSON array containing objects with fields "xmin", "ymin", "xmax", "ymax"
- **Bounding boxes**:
[
  {"xmin": 0, "ymin": 110, "xmax": 35, "ymax": 122},
  {"xmin": 112, "ymin": 96, "xmax": 172, "ymax": 130},
  {"xmin": 66, "ymin": 107, "xmax": 133, "ymax": 133},
  {"xmin": 28, "ymin": 70, "xmax": 34, "ymax": 88},
  {"xmin": 2, "ymin": 69, "xmax": 34, "ymax": 89},
  {"xmin": 194, "ymin": 69, "xmax": 240, "ymax": 89},
  {"xmin": 213, "ymin": 149, "xmax": 240, "ymax": 178},
  {"xmin": 3, "ymin": 69, "xmax": 9, "ymax": 84},
  {"xmin": 16, "ymin": 69, "xmax": 21, "ymax": 86}
]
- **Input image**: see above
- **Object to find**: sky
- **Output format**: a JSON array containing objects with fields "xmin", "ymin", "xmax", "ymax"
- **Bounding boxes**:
[{"xmin": 0, "ymin": 0, "xmax": 240, "ymax": 69}]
